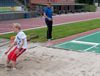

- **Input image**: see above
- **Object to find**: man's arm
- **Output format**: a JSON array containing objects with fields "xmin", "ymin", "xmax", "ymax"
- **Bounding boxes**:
[
  {"xmin": 44, "ymin": 13, "xmax": 52, "ymax": 21},
  {"xmin": 44, "ymin": 13, "xmax": 48, "ymax": 19},
  {"xmin": 44, "ymin": 8, "xmax": 52, "ymax": 21}
]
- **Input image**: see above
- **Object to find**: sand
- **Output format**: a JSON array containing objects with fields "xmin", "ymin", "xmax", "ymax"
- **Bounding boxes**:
[{"xmin": 0, "ymin": 43, "xmax": 100, "ymax": 76}]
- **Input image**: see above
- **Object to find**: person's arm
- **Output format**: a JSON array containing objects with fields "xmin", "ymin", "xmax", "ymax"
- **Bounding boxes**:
[
  {"xmin": 44, "ymin": 13, "xmax": 48, "ymax": 19},
  {"xmin": 5, "ymin": 42, "xmax": 16, "ymax": 55},
  {"xmin": 44, "ymin": 8, "xmax": 52, "ymax": 21},
  {"xmin": 44, "ymin": 13, "xmax": 52, "ymax": 21}
]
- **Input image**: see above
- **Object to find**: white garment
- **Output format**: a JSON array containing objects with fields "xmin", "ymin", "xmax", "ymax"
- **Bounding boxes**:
[{"xmin": 14, "ymin": 31, "xmax": 27, "ymax": 49}]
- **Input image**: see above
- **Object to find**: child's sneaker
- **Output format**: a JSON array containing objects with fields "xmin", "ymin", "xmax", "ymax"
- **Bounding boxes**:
[{"xmin": 12, "ymin": 68, "xmax": 17, "ymax": 70}]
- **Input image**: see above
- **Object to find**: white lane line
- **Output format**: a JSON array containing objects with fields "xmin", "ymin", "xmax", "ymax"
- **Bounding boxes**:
[
  {"xmin": 83, "ymin": 44, "xmax": 100, "ymax": 51},
  {"xmin": 74, "ymin": 31, "xmax": 100, "ymax": 41},
  {"xmin": 71, "ymin": 40, "xmax": 99, "ymax": 45},
  {"xmin": 54, "ymin": 31, "xmax": 100, "ymax": 47}
]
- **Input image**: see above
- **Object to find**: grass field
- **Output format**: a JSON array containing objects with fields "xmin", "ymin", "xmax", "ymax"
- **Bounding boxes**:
[
  {"xmin": 0, "ymin": 7, "xmax": 19, "ymax": 13},
  {"xmin": 0, "ymin": 7, "xmax": 12, "ymax": 12},
  {"xmin": 0, "ymin": 18, "xmax": 100, "ymax": 42}
]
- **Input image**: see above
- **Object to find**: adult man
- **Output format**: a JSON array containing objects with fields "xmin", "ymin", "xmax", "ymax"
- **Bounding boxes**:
[{"xmin": 44, "ymin": 2, "xmax": 53, "ymax": 41}]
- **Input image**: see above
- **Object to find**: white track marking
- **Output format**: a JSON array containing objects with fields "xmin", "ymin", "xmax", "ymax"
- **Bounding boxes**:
[
  {"xmin": 71, "ymin": 40, "xmax": 99, "ymax": 45},
  {"xmin": 74, "ymin": 31, "xmax": 100, "ymax": 41},
  {"xmin": 84, "ymin": 44, "xmax": 100, "ymax": 51},
  {"xmin": 54, "ymin": 31, "xmax": 100, "ymax": 47}
]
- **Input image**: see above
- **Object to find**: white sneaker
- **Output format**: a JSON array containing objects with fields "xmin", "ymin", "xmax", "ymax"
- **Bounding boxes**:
[
  {"xmin": 48, "ymin": 39, "xmax": 52, "ymax": 42},
  {"xmin": 12, "ymin": 68, "xmax": 17, "ymax": 70}
]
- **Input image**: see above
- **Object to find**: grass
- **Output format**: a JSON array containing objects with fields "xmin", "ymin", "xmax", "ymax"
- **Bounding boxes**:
[
  {"xmin": 0, "ymin": 18, "xmax": 100, "ymax": 42},
  {"xmin": 0, "ymin": 7, "xmax": 19, "ymax": 13},
  {"xmin": 0, "ymin": 7, "xmax": 12, "ymax": 12}
]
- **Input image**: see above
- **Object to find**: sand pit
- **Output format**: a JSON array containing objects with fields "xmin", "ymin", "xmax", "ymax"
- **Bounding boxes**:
[{"xmin": 0, "ymin": 44, "xmax": 100, "ymax": 76}]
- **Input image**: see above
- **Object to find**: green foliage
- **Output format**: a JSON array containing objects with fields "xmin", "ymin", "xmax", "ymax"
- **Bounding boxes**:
[
  {"xmin": 84, "ymin": 4, "xmax": 97, "ymax": 12},
  {"xmin": 76, "ymin": 0, "xmax": 94, "ymax": 5}
]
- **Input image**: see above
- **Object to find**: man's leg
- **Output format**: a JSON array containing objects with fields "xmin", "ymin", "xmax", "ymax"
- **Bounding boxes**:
[
  {"xmin": 45, "ymin": 19, "xmax": 49, "ymax": 40},
  {"xmin": 46, "ymin": 20, "xmax": 53, "ymax": 40},
  {"xmin": 48, "ymin": 21, "xmax": 53, "ymax": 39}
]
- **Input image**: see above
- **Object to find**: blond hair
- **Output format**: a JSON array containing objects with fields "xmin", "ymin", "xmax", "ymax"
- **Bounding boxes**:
[{"xmin": 13, "ymin": 23, "xmax": 21, "ymax": 30}]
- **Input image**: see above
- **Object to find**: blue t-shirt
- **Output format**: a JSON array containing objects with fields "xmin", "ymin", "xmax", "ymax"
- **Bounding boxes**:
[{"xmin": 44, "ymin": 7, "xmax": 53, "ymax": 19}]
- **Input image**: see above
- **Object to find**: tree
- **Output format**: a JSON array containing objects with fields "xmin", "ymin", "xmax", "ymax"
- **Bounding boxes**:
[{"xmin": 76, "ymin": 0, "xmax": 94, "ymax": 5}]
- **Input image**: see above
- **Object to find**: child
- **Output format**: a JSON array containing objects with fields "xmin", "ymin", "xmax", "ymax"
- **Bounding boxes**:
[{"xmin": 5, "ymin": 23, "xmax": 27, "ymax": 70}]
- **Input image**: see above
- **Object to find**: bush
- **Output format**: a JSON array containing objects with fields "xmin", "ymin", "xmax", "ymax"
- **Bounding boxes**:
[{"xmin": 84, "ymin": 4, "xmax": 97, "ymax": 12}]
